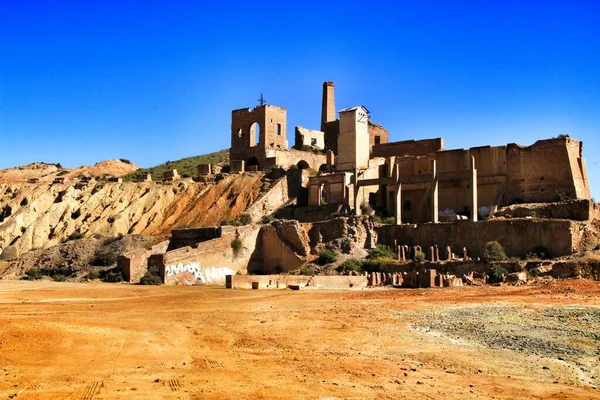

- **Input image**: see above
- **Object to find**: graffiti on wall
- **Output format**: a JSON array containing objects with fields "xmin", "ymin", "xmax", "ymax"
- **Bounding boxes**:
[{"xmin": 165, "ymin": 262, "xmax": 234, "ymax": 283}]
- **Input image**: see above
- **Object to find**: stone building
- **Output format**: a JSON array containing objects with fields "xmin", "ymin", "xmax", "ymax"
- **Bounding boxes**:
[
  {"xmin": 229, "ymin": 104, "xmax": 326, "ymax": 171},
  {"xmin": 228, "ymin": 81, "xmax": 590, "ymax": 226}
]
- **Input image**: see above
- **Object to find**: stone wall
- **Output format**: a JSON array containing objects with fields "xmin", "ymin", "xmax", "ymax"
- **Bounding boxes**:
[
  {"xmin": 272, "ymin": 149, "xmax": 327, "ymax": 171},
  {"xmin": 244, "ymin": 176, "xmax": 291, "ymax": 223},
  {"xmin": 368, "ymin": 122, "xmax": 389, "ymax": 152},
  {"xmin": 295, "ymin": 126, "xmax": 325, "ymax": 150},
  {"xmin": 372, "ymin": 138, "xmax": 443, "ymax": 158},
  {"xmin": 226, "ymin": 274, "xmax": 367, "ymax": 289},
  {"xmin": 376, "ymin": 219, "xmax": 582, "ymax": 258},
  {"xmin": 247, "ymin": 220, "xmax": 311, "ymax": 274},
  {"xmin": 493, "ymin": 199, "xmax": 592, "ymax": 221},
  {"xmin": 168, "ymin": 227, "xmax": 222, "ymax": 251},
  {"xmin": 150, "ymin": 225, "xmax": 260, "ymax": 285},
  {"xmin": 119, "ymin": 240, "xmax": 169, "ymax": 283}
]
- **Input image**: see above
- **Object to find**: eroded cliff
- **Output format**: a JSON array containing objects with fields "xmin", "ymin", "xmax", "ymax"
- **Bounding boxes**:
[{"xmin": 0, "ymin": 173, "xmax": 264, "ymax": 259}]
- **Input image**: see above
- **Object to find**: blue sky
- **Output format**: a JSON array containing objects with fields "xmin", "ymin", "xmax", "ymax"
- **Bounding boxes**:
[{"xmin": 0, "ymin": 0, "xmax": 598, "ymax": 196}]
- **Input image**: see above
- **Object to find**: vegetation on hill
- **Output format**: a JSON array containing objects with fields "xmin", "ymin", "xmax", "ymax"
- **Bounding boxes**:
[{"xmin": 122, "ymin": 149, "xmax": 229, "ymax": 181}]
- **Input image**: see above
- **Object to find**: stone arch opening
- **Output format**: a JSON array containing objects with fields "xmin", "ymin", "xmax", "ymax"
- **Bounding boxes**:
[
  {"xmin": 297, "ymin": 160, "xmax": 310, "ymax": 170},
  {"xmin": 318, "ymin": 164, "xmax": 328, "ymax": 172},
  {"xmin": 403, "ymin": 200, "xmax": 412, "ymax": 211},
  {"xmin": 250, "ymin": 122, "xmax": 261, "ymax": 147}
]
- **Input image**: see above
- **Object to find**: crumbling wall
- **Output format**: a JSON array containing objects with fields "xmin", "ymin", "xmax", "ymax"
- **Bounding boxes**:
[
  {"xmin": 368, "ymin": 122, "xmax": 389, "ymax": 152},
  {"xmin": 272, "ymin": 149, "xmax": 327, "ymax": 171},
  {"xmin": 295, "ymin": 126, "xmax": 325, "ymax": 150},
  {"xmin": 247, "ymin": 220, "xmax": 311, "ymax": 274},
  {"xmin": 493, "ymin": 199, "xmax": 592, "ymax": 221},
  {"xmin": 119, "ymin": 240, "xmax": 169, "ymax": 283},
  {"xmin": 307, "ymin": 216, "xmax": 377, "ymax": 255},
  {"xmin": 372, "ymin": 138, "xmax": 443, "ymax": 158},
  {"xmin": 152, "ymin": 225, "xmax": 260, "ymax": 285},
  {"xmin": 506, "ymin": 138, "xmax": 589, "ymax": 203},
  {"xmin": 376, "ymin": 219, "xmax": 581, "ymax": 258},
  {"xmin": 167, "ymin": 227, "xmax": 222, "ymax": 251},
  {"xmin": 244, "ymin": 176, "xmax": 291, "ymax": 223}
]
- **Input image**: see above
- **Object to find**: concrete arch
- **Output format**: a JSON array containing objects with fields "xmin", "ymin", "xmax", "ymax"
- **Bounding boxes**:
[{"xmin": 246, "ymin": 157, "xmax": 259, "ymax": 169}]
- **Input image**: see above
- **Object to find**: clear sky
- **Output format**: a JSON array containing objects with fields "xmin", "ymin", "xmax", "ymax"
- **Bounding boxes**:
[{"xmin": 0, "ymin": 0, "xmax": 598, "ymax": 196}]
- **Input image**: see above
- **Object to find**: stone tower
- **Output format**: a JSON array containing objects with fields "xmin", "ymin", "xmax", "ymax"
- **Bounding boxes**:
[
  {"xmin": 336, "ymin": 106, "xmax": 370, "ymax": 171},
  {"xmin": 321, "ymin": 81, "xmax": 336, "ymax": 132}
]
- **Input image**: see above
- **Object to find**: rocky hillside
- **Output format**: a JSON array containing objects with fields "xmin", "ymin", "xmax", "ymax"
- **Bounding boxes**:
[
  {"xmin": 0, "ymin": 173, "xmax": 264, "ymax": 259},
  {"xmin": 0, "ymin": 159, "xmax": 140, "ymax": 184}
]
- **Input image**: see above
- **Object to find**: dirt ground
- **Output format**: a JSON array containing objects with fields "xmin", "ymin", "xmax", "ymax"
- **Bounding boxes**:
[{"xmin": 0, "ymin": 280, "xmax": 599, "ymax": 399}]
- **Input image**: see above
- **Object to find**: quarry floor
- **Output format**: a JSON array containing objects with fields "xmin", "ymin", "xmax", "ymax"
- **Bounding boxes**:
[{"xmin": 0, "ymin": 281, "xmax": 599, "ymax": 399}]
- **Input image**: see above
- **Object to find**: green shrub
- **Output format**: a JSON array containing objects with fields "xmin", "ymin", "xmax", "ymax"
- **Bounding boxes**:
[
  {"xmin": 381, "ymin": 216, "xmax": 395, "ymax": 224},
  {"xmin": 482, "ymin": 241, "xmax": 507, "ymax": 261},
  {"xmin": 316, "ymin": 249, "xmax": 337, "ymax": 266},
  {"xmin": 238, "ymin": 213, "xmax": 252, "ymax": 225},
  {"xmin": 368, "ymin": 244, "xmax": 396, "ymax": 260},
  {"xmin": 336, "ymin": 259, "xmax": 362, "ymax": 274},
  {"xmin": 24, "ymin": 268, "xmax": 42, "ymax": 280},
  {"xmin": 139, "ymin": 272, "xmax": 163, "ymax": 285},
  {"xmin": 361, "ymin": 259, "xmax": 382, "ymax": 273},
  {"xmin": 488, "ymin": 266, "xmax": 508, "ymax": 283},
  {"xmin": 360, "ymin": 203, "xmax": 373, "ymax": 216},
  {"xmin": 139, "ymin": 265, "xmax": 163, "ymax": 285},
  {"xmin": 102, "ymin": 271, "xmax": 123, "ymax": 283},
  {"xmin": 92, "ymin": 251, "xmax": 118, "ymax": 266},
  {"xmin": 66, "ymin": 231, "xmax": 84, "ymax": 241},
  {"xmin": 119, "ymin": 158, "xmax": 132, "ymax": 164},
  {"xmin": 231, "ymin": 237, "xmax": 243, "ymax": 258},
  {"xmin": 300, "ymin": 265, "xmax": 314, "ymax": 276},
  {"xmin": 85, "ymin": 269, "xmax": 101, "ymax": 280},
  {"xmin": 414, "ymin": 250, "xmax": 426, "ymax": 262},
  {"xmin": 260, "ymin": 214, "xmax": 276, "ymax": 224},
  {"xmin": 528, "ymin": 267, "xmax": 542, "ymax": 277},
  {"xmin": 51, "ymin": 274, "xmax": 67, "ymax": 282}
]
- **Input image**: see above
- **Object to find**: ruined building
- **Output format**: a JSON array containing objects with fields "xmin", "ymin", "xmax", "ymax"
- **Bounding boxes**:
[{"xmin": 229, "ymin": 81, "xmax": 590, "ymax": 225}]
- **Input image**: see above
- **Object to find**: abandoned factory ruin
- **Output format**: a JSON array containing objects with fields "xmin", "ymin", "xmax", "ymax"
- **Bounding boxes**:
[{"xmin": 109, "ymin": 80, "xmax": 596, "ymax": 288}]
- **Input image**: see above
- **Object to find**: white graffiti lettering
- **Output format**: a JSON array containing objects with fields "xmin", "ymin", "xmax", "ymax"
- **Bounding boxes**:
[{"xmin": 165, "ymin": 262, "xmax": 235, "ymax": 283}]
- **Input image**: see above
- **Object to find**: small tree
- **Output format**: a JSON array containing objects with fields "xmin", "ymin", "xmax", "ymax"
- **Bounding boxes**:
[
  {"xmin": 92, "ymin": 251, "xmax": 118, "ymax": 266},
  {"xmin": 336, "ymin": 259, "xmax": 362, "ymax": 274},
  {"xmin": 482, "ymin": 241, "xmax": 507, "ymax": 261}
]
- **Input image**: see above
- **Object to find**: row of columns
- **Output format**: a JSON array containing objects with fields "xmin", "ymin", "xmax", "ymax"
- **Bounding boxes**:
[{"xmin": 353, "ymin": 156, "xmax": 478, "ymax": 224}]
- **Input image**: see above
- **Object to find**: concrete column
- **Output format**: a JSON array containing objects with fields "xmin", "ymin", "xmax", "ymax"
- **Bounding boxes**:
[
  {"xmin": 353, "ymin": 168, "xmax": 361, "ymax": 215},
  {"xmin": 326, "ymin": 149, "xmax": 335, "ymax": 166},
  {"xmin": 431, "ymin": 159, "xmax": 438, "ymax": 223},
  {"xmin": 470, "ymin": 155, "xmax": 478, "ymax": 222}
]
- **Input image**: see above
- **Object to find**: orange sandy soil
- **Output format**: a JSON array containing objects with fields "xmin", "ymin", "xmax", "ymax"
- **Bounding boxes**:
[{"xmin": 0, "ymin": 280, "xmax": 599, "ymax": 399}]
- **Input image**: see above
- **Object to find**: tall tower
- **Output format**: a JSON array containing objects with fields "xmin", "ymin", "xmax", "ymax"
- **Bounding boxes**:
[{"xmin": 321, "ymin": 81, "xmax": 336, "ymax": 132}]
